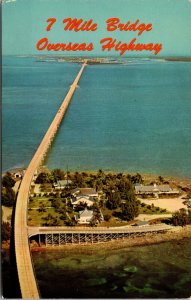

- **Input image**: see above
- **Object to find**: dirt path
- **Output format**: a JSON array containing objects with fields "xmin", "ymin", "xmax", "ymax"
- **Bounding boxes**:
[{"xmin": 136, "ymin": 213, "xmax": 172, "ymax": 221}]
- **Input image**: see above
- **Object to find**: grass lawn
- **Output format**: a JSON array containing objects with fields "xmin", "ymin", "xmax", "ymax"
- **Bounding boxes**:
[
  {"xmin": 28, "ymin": 208, "xmax": 63, "ymax": 226},
  {"xmin": 28, "ymin": 196, "xmax": 52, "ymax": 208},
  {"xmin": 97, "ymin": 218, "xmax": 134, "ymax": 227},
  {"xmin": 138, "ymin": 202, "xmax": 170, "ymax": 214}
]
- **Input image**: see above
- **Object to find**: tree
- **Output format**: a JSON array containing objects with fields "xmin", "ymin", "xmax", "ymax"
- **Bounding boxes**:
[
  {"xmin": 95, "ymin": 179, "xmax": 103, "ymax": 192},
  {"xmin": 116, "ymin": 177, "xmax": 132, "ymax": 196},
  {"xmin": 65, "ymin": 218, "xmax": 76, "ymax": 226},
  {"xmin": 106, "ymin": 191, "xmax": 121, "ymax": 210},
  {"xmin": 121, "ymin": 200, "xmax": 139, "ymax": 221},
  {"xmin": 35, "ymin": 172, "xmax": 53, "ymax": 184},
  {"xmin": 51, "ymin": 169, "xmax": 65, "ymax": 182},
  {"xmin": 59, "ymin": 209, "xmax": 67, "ymax": 220},
  {"xmin": 48, "ymin": 216, "xmax": 60, "ymax": 226},
  {"xmin": 94, "ymin": 210, "xmax": 102, "ymax": 223},
  {"xmin": 51, "ymin": 198, "xmax": 62, "ymax": 210},
  {"xmin": 121, "ymin": 186, "xmax": 139, "ymax": 221},
  {"xmin": 74, "ymin": 202, "xmax": 87, "ymax": 212},
  {"xmin": 2, "ymin": 222, "xmax": 11, "ymax": 241},
  {"xmin": 71, "ymin": 172, "xmax": 86, "ymax": 187},
  {"xmin": 2, "ymin": 172, "xmax": 15, "ymax": 188},
  {"xmin": 38, "ymin": 202, "xmax": 46, "ymax": 212},
  {"xmin": 97, "ymin": 169, "xmax": 105, "ymax": 179},
  {"xmin": 43, "ymin": 213, "xmax": 54, "ymax": 221},
  {"xmin": 158, "ymin": 176, "xmax": 164, "ymax": 183},
  {"xmin": 104, "ymin": 214, "xmax": 111, "ymax": 221},
  {"xmin": 171, "ymin": 209, "xmax": 189, "ymax": 227},
  {"xmin": 2, "ymin": 187, "xmax": 15, "ymax": 207},
  {"xmin": 131, "ymin": 173, "xmax": 143, "ymax": 184}
]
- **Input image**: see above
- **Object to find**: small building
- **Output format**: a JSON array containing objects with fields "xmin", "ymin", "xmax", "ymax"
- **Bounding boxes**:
[
  {"xmin": 72, "ymin": 196, "xmax": 94, "ymax": 208},
  {"xmin": 71, "ymin": 188, "xmax": 99, "ymax": 199},
  {"xmin": 76, "ymin": 208, "xmax": 94, "ymax": 224},
  {"xmin": 135, "ymin": 184, "xmax": 179, "ymax": 197},
  {"xmin": 53, "ymin": 180, "xmax": 72, "ymax": 190}
]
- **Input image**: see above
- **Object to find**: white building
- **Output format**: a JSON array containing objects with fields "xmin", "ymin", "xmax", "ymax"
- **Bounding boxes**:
[
  {"xmin": 53, "ymin": 180, "xmax": 72, "ymax": 190},
  {"xmin": 76, "ymin": 208, "xmax": 94, "ymax": 224},
  {"xmin": 72, "ymin": 196, "xmax": 94, "ymax": 208},
  {"xmin": 71, "ymin": 188, "xmax": 99, "ymax": 199},
  {"xmin": 135, "ymin": 183, "xmax": 179, "ymax": 197}
]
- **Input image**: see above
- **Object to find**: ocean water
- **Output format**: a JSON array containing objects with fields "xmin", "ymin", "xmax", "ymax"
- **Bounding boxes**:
[
  {"xmin": 2, "ymin": 56, "xmax": 191, "ymax": 178},
  {"xmin": 30, "ymin": 238, "xmax": 191, "ymax": 298},
  {"xmin": 2, "ymin": 237, "xmax": 191, "ymax": 298},
  {"xmin": 1, "ymin": 238, "xmax": 191, "ymax": 299}
]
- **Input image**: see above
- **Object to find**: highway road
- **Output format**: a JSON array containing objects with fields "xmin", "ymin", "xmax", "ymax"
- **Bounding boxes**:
[{"xmin": 14, "ymin": 63, "xmax": 86, "ymax": 299}]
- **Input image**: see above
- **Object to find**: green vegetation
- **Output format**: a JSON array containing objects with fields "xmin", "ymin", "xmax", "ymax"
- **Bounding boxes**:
[
  {"xmin": 51, "ymin": 169, "xmax": 65, "ymax": 181},
  {"xmin": 29, "ymin": 169, "xmax": 178, "ymax": 226},
  {"xmin": 2, "ymin": 173, "xmax": 16, "ymax": 207},
  {"xmin": 2, "ymin": 172, "xmax": 15, "ymax": 188},
  {"xmin": 139, "ymin": 202, "xmax": 168, "ymax": 214},
  {"xmin": 35, "ymin": 172, "xmax": 54, "ymax": 184},
  {"xmin": 35, "ymin": 169, "xmax": 66, "ymax": 184},
  {"xmin": 171, "ymin": 209, "xmax": 191, "ymax": 227},
  {"xmin": 2, "ymin": 222, "xmax": 11, "ymax": 241},
  {"xmin": 28, "ymin": 194, "xmax": 76, "ymax": 226}
]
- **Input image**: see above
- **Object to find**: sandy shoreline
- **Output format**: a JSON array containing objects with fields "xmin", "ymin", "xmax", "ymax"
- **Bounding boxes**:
[{"xmin": 30, "ymin": 225, "xmax": 191, "ymax": 254}]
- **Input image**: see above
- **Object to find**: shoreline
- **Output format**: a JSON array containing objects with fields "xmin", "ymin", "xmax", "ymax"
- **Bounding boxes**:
[
  {"xmin": 29, "ymin": 226, "xmax": 191, "ymax": 254},
  {"xmin": 3, "ymin": 167, "xmax": 191, "ymax": 183}
]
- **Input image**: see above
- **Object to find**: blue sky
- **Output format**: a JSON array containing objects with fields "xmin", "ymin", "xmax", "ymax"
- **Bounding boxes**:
[{"xmin": 2, "ymin": 0, "xmax": 191, "ymax": 56}]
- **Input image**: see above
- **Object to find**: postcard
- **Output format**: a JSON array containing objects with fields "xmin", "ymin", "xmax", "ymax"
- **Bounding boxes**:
[{"xmin": 2, "ymin": 0, "xmax": 191, "ymax": 298}]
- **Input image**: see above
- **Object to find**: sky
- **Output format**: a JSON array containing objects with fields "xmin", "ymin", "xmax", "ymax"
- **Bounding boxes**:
[{"xmin": 2, "ymin": 0, "xmax": 191, "ymax": 57}]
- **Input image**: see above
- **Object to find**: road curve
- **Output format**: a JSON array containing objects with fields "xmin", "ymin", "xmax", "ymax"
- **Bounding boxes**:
[{"xmin": 14, "ymin": 63, "xmax": 86, "ymax": 299}]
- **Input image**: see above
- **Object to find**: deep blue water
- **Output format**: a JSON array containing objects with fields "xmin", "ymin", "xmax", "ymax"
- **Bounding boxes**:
[{"xmin": 2, "ymin": 56, "xmax": 191, "ymax": 178}]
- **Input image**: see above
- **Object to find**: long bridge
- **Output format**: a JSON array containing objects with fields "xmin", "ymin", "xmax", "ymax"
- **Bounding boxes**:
[
  {"xmin": 14, "ymin": 62, "xmax": 87, "ymax": 299},
  {"xmin": 28, "ymin": 224, "xmax": 173, "ymax": 246},
  {"xmin": 14, "ymin": 62, "xmax": 174, "ymax": 299}
]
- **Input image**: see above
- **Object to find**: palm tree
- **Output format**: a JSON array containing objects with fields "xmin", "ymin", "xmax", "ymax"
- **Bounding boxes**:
[
  {"xmin": 38, "ymin": 202, "xmax": 46, "ymax": 212},
  {"xmin": 158, "ymin": 176, "xmax": 164, "ymax": 183}
]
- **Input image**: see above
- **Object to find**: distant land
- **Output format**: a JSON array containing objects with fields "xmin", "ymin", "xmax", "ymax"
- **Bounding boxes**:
[
  {"xmin": 37, "ymin": 56, "xmax": 191, "ymax": 64},
  {"xmin": 14, "ymin": 54, "xmax": 191, "ymax": 64}
]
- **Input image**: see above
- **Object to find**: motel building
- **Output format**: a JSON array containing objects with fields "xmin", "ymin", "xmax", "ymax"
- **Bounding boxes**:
[{"xmin": 135, "ymin": 183, "xmax": 179, "ymax": 198}]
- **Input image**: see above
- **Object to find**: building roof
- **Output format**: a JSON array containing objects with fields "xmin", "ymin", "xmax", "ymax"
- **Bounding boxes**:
[
  {"xmin": 79, "ymin": 208, "xmax": 94, "ymax": 218},
  {"xmin": 157, "ymin": 185, "xmax": 172, "ymax": 192},
  {"xmin": 54, "ymin": 180, "xmax": 72, "ymax": 188},
  {"xmin": 135, "ymin": 184, "xmax": 172, "ymax": 193},
  {"xmin": 58, "ymin": 180, "xmax": 72, "ymax": 185},
  {"xmin": 72, "ymin": 196, "xmax": 94, "ymax": 206},
  {"xmin": 71, "ymin": 188, "xmax": 98, "ymax": 196}
]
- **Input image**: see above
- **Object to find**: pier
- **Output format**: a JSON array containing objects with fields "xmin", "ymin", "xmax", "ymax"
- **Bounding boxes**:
[{"xmin": 14, "ymin": 62, "xmax": 86, "ymax": 299}]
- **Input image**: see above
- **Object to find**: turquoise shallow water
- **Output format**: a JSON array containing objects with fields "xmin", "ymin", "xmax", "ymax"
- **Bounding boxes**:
[
  {"xmin": 2, "ymin": 238, "xmax": 191, "ymax": 298},
  {"xmin": 2, "ymin": 56, "xmax": 191, "ymax": 178},
  {"xmin": 30, "ymin": 238, "xmax": 191, "ymax": 298}
]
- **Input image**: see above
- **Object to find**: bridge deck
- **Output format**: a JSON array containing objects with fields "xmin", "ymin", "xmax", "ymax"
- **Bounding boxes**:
[
  {"xmin": 14, "ymin": 63, "xmax": 86, "ymax": 299},
  {"xmin": 28, "ymin": 224, "xmax": 174, "ymax": 237}
]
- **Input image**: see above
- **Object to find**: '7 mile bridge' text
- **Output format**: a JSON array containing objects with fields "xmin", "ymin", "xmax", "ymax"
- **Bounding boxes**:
[{"xmin": 36, "ymin": 17, "xmax": 162, "ymax": 55}]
